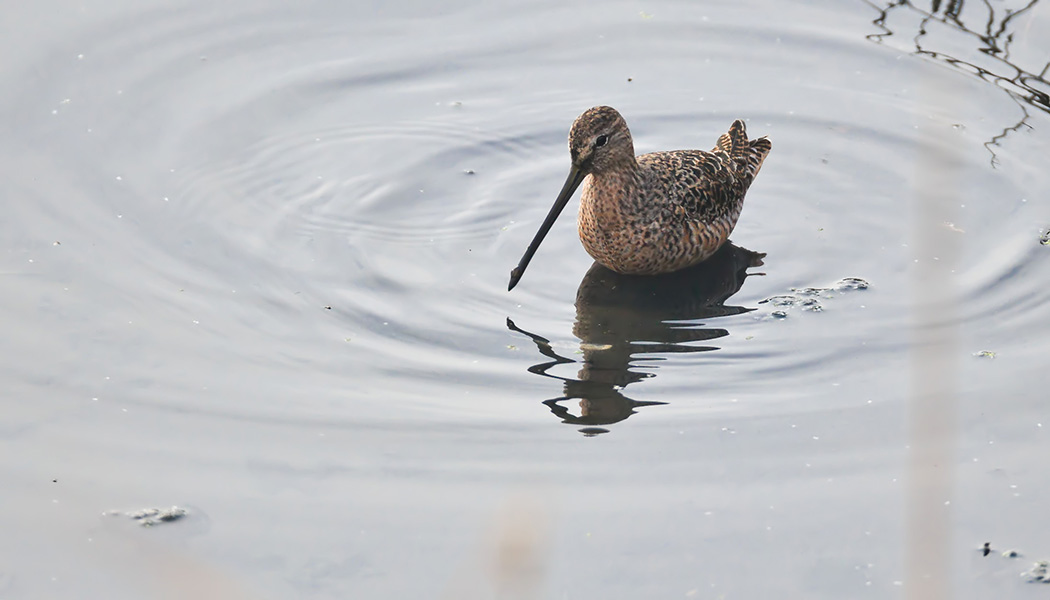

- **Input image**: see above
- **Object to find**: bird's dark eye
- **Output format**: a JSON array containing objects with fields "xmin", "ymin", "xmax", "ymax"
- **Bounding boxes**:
[{"xmin": 595, "ymin": 134, "xmax": 609, "ymax": 148}]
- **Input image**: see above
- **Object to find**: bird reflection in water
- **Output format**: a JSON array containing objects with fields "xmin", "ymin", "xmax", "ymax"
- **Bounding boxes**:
[{"xmin": 507, "ymin": 242, "xmax": 766, "ymax": 436}]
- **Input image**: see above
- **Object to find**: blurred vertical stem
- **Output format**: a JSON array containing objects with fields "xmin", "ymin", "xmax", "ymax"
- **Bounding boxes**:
[{"xmin": 906, "ymin": 73, "xmax": 964, "ymax": 598}]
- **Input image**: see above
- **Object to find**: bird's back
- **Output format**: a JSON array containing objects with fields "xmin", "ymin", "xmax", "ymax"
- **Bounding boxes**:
[{"xmin": 634, "ymin": 119, "xmax": 770, "ymax": 229}]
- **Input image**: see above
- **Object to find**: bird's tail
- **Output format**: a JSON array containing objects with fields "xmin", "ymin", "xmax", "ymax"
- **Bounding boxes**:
[{"xmin": 715, "ymin": 120, "xmax": 772, "ymax": 182}]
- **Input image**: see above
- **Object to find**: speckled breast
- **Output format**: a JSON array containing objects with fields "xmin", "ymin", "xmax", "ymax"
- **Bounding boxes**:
[{"xmin": 576, "ymin": 177, "xmax": 739, "ymax": 275}]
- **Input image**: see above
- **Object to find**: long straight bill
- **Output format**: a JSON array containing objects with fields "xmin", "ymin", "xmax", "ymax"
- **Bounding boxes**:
[{"xmin": 508, "ymin": 165, "xmax": 586, "ymax": 291}]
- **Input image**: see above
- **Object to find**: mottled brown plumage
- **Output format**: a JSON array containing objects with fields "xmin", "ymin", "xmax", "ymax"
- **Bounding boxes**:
[{"xmin": 509, "ymin": 106, "xmax": 771, "ymax": 291}]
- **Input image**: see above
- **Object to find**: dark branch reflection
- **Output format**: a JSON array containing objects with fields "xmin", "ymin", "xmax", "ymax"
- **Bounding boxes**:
[
  {"xmin": 863, "ymin": 0, "xmax": 1047, "ymax": 166},
  {"xmin": 507, "ymin": 242, "xmax": 765, "ymax": 436}
]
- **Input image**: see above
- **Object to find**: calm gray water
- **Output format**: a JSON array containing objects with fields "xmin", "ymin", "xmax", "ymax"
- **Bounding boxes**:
[{"xmin": 2, "ymin": 0, "xmax": 1049, "ymax": 598}]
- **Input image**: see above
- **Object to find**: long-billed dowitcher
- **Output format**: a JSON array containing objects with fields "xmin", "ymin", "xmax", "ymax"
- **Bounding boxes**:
[{"xmin": 508, "ymin": 106, "xmax": 771, "ymax": 291}]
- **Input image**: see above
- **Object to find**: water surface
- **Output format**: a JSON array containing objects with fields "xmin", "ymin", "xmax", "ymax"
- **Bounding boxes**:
[{"xmin": 2, "ymin": 0, "xmax": 1049, "ymax": 598}]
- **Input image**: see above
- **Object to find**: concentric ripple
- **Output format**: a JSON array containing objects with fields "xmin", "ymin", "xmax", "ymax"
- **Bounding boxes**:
[{"xmin": 3, "ymin": 0, "xmax": 1048, "ymax": 424}]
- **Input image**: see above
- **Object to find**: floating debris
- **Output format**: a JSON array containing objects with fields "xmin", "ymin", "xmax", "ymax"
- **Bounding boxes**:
[
  {"xmin": 1041, "ymin": 230, "xmax": 1050, "ymax": 246},
  {"xmin": 980, "ymin": 542, "xmax": 1021, "ymax": 559},
  {"xmin": 834, "ymin": 277, "xmax": 869, "ymax": 291},
  {"xmin": 463, "ymin": 169, "xmax": 475, "ymax": 175},
  {"xmin": 799, "ymin": 298, "xmax": 822, "ymax": 312},
  {"xmin": 790, "ymin": 286, "xmax": 830, "ymax": 297},
  {"xmin": 1024, "ymin": 560, "xmax": 1049, "ymax": 583},
  {"xmin": 973, "ymin": 350, "xmax": 997, "ymax": 359},
  {"xmin": 759, "ymin": 277, "xmax": 867, "ymax": 319},
  {"xmin": 107, "ymin": 506, "xmax": 188, "ymax": 527},
  {"xmin": 760, "ymin": 295, "xmax": 823, "ymax": 312}
]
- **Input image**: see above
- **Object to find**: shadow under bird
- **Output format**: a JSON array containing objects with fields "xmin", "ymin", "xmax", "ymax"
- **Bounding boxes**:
[{"xmin": 508, "ymin": 106, "xmax": 771, "ymax": 291}]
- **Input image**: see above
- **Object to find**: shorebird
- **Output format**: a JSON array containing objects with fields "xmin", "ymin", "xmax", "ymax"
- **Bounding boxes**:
[{"xmin": 508, "ymin": 106, "xmax": 771, "ymax": 291}]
